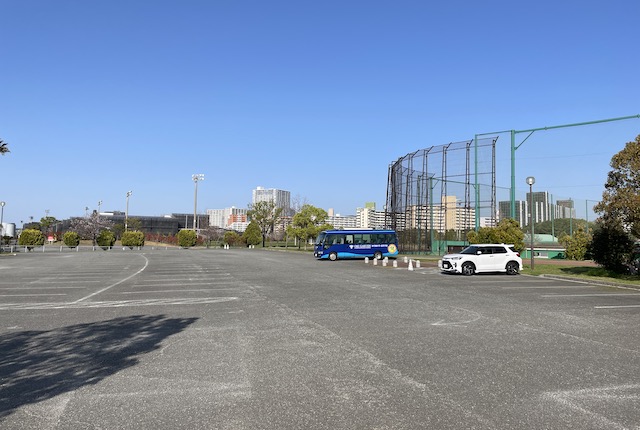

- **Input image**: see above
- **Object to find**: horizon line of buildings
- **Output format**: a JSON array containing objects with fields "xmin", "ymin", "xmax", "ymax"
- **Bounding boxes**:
[{"xmin": 5, "ymin": 187, "xmax": 580, "ymax": 238}]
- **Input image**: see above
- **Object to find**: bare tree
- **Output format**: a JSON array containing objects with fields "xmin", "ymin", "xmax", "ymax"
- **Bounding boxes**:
[{"xmin": 69, "ymin": 212, "xmax": 115, "ymax": 245}]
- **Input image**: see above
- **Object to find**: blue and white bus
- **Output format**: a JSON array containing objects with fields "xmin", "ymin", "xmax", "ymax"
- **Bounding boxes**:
[{"xmin": 314, "ymin": 229, "xmax": 399, "ymax": 261}]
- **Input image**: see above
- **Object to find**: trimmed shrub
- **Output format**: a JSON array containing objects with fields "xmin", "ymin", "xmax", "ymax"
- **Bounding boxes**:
[
  {"xmin": 121, "ymin": 231, "xmax": 145, "ymax": 248},
  {"xmin": 177, "ymin": 229, "xmax": 197, "ymax": 248},
  {"xmin": 96, "ymin": 230, "xmax": 116, "ymax": 249},
  {"xmin": 63, "ymin": 231, "xmax": 80, "ymax": 248},
  {"xmin": 18, "ymin": 229, "xmax": 45, "ymax": 250}
]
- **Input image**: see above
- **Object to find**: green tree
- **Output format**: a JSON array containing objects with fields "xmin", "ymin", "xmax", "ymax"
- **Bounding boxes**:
[
  {"xmin": 242, "ymin": 221, "xmax": 262, "ymax": 246},
  {"xmin": 224, "ymin": 230, "xmax": 241, "ymax": 246},
  {"xmin": 127, "ymin": 218, "xmax": 142, "ymax": 232},
  {"xmin": 594, "ymin": 134, "xmax": 640, "ymax": 238},
  {"xmin": 177, "ymin": 229, "xmax": 197, "ymax": 248},
  {"xmin": 112, "ymin": 223, "xmax": 125, "ymax": 239},
  {"xmin": 63, "ymin": 231, "xmax": 80, "ymax": 248},
  {"xmin": 18, "ymin": 229, "xmax": 45, "ymax": 250},
  {"xmin": 467, "ymin": 218, "xmax": 525, "ymax": 252},
  {"xmin": 0, "ymin": 139, "xmax": 9, "ymax": 155},
  {"xmin": 589, "ymin": 220, "xmax": 635, "ymax": 273},
  {"xmin": 96, "ymin": 230, "xmax": 116, "ymax": 248},
  {"xmin": 287, "ymin": 204, "xmax": 333, "ymax": 249},
  {"xmin": 248, "ymin": 201, "xmax": 284, "ymax": 247},
  {"xmin": 40, "ymin": 216, "xmax": 58, "ymax": 233},
  {"xmin": 121, "ymin": 231, "xmax": 145, "ymax": 248},
  {"xmin": 559, "ymin": 227, "xmax": 590, "ymax": 260}
]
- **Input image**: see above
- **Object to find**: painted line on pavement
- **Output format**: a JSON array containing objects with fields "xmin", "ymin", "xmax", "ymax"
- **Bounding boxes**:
[{"xmin": 73, "ymin": 254, "xmax": 150, "ymax": 303}]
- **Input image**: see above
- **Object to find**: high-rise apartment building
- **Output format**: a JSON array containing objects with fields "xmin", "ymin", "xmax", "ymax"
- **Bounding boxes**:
[
  {"xmin": 499, "ymin": 192, "xmax": 576, "ymax": 228},
  {"xmin": 252, "ymin": 186, "xmax": 291, "ymax": 215}
]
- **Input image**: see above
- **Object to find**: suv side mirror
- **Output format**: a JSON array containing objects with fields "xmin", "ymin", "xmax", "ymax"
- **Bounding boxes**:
[{"xmin": 476, "ymin": 250, "xmax": 482, "ymax": 255}]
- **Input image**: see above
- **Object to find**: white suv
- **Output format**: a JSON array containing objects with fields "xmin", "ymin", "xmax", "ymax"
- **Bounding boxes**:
[{"xmin": 438, "ymin": 244, "xmax": 523, "ymax": 276}]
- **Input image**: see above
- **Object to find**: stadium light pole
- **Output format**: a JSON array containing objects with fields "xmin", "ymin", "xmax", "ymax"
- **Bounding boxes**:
[
  {"xmin": 526, "ymin": 176, "xmax": 535, "ymax": 270},
  {"xmin": 192, "ymin": 174, "xmax": 205, "ymax": 231},
  {"xmin": 0, "ymin": 201, "xmax": 5, "ymax": 238},
  {"xmin": 125, "ymin": 191, "xmax": 132, "ymax": 231}
]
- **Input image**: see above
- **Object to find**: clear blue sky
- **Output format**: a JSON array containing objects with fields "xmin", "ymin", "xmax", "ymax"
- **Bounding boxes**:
[{"xmin": 1, "ymin": 0, "xmax": 639, "ymax": 225}]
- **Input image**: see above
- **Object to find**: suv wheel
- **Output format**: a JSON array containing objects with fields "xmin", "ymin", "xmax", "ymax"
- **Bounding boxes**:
[
  {"xmin": 461, "ymin": 262, "xmax": 475, "ymax": 276},
  {"xmin": 506, "ymin": 261, "xmax": 519, "ymax": 275}
]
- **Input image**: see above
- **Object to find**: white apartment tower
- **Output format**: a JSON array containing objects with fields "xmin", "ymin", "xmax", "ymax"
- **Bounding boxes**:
[{"xmin": 252, "ymin": 186, "xmax": 291, "ymax": 215}]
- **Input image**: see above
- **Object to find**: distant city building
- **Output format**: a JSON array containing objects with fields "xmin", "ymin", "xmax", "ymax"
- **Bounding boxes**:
[
  {"xmin": 356, "ymin": 204, "xmax": 387, "ymax": 229},
  {"xmin": 327, "ymin": 212, "xmax": 358, "ymax": 229},
  {"xmin": 480, "ymin": 217, "xmax": 497, "ymax": 228},
  {"xmin": 208, "ymin": 207, "xmax": 249, "ymax": 232},
  {"xmin": 252, "ymin": 186, "xmax": 291, "ymax": 215},
  {"xmin": 397, "ymin": 196, "xmax": 475, "ymax": 233},
  {"xmin": 499, "ymin": 193, "xmax": 577, "ymax": 228}
]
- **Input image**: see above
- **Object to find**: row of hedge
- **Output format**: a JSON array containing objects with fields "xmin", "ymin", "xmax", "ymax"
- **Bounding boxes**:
[{"xmin": 17, "ymin": 229, "xmax": 147, "ymax": 249}]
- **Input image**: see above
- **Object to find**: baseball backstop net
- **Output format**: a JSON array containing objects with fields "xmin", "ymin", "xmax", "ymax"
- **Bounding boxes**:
[{"xmin": 385, "ymin": 137, "xmax": 497, "ymax": 254}]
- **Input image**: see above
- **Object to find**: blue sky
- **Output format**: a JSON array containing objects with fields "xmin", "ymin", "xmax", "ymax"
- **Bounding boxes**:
[{"xmin": 1, "ymin": 0, "xmax": 639, "ymax": 225}]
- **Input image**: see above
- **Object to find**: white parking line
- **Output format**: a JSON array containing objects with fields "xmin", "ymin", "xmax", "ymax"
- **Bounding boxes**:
[
  {"xmin": 0, "ymin": 296, "xmax": 238, "ymax": 310},
  {"xmin": 120, "ymin": 289, "xmax": 230, "ymax": 294},
  {"xmin": 595, "ymin": 305, "xmax": 640, "ymax": 309},
  {"xmin": 542, "ymin": 293, "xmax": 640, "ymax": 298},
  {"xmin": 0, "ymin": 294, "xmax": 67, "ymax": 297},
  {"xmin": 73, "ymin": 254, "xmax": 149, "ymax": 303},
  {"xmin": 130, "ymin": 282, "xmax": 223, "ymax": 287},
  {"xmin": 28, "ymin": 280, "xmax": 102, "ymax": 284},
  {"xmin": 502, "ymin": 285, "xmax": 596, "ymax": 289},
  {"xmin": 0, "ymin": 286, "xmax": 86, "ymax": 290}
]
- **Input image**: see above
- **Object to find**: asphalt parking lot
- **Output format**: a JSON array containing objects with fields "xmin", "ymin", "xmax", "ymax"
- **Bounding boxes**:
[{"xmin": 1, "ymin": 248, "xmax": 639, "ymax": 429}]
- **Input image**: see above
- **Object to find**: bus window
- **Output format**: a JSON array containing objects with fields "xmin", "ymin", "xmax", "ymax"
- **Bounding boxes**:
[{"xmin": 313, "ymin": 229, "xmax": 399, "ymax": 260}]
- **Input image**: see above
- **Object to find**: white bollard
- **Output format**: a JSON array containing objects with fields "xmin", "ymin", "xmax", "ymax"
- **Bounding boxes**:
[
  {"xmin": 408, "ymin": 259, "xmax": 414, "ymax": 271},
  {"xmin": 393, "ymin": 260, "xmax": 398, "ymax": 268},
  {"xmin": 373, "ymin": 258, "xmax": 378, "ymax": 266},
  {"xmin": 365, "ymin": 257, "xmax": 369, "ymax": 264},
  {"xmin": 382, "ymin": 259, "xmax": 387, "ymax": 267},
  {"xmin": 404, "ymin": 256, "xmax": 408, "ymax": 263},
  {"xmin": 416, "ymin": 260, "xmax": 421, "ymax": 268}
]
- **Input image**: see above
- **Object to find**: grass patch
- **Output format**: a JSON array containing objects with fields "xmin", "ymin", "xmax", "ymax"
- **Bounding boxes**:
[{"xmin": 524, "ymin": 263, "xmax": 640, "ymax": 286}]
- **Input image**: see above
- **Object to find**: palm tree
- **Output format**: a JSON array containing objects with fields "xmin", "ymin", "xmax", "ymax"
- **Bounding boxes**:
[{"xmin": 0, "ymin": 139, "xmax": 9, "ymax": 155}]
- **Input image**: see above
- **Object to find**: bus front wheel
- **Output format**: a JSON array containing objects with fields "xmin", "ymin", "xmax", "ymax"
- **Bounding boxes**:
[
  {"xmin": 373, "ymin": 251, "xmax": 383, "ymax": 260},
  {"xmin": 329, "ymin": 252, "xmax": 338, "ymax": 261}
]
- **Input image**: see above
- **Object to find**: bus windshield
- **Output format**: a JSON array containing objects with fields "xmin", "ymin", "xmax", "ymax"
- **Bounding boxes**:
[{"xmin": 315, "ymin": 232, "xmax": 326, "ymax": 246}]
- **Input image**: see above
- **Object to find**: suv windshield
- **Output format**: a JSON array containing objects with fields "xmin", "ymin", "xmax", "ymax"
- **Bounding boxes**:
[{"xmin": 460, "ymin": 246, "xmax": 479, "ymax": 255}]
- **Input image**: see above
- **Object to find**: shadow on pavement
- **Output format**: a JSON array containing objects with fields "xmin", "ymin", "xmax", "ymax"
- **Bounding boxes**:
[{"xmin": 0, "ymin": 314, "xmax": 198, "ymax": 418}]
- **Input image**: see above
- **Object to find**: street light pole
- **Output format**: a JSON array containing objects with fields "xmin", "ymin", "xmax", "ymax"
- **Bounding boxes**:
[
  {"xmin": 98, "ymin": 200, "xmax": 103, "ymax": 217},
  {"xmin": 192, "ymin": 174, "xmax": 204, "ymax": 231},
  {"xmin": 526, "ymin": 176, "xmax": 535, "ymax": 270},
  {"xmin": 125, "ymin": 191, "xmax": 132, "ymax": 231}
]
